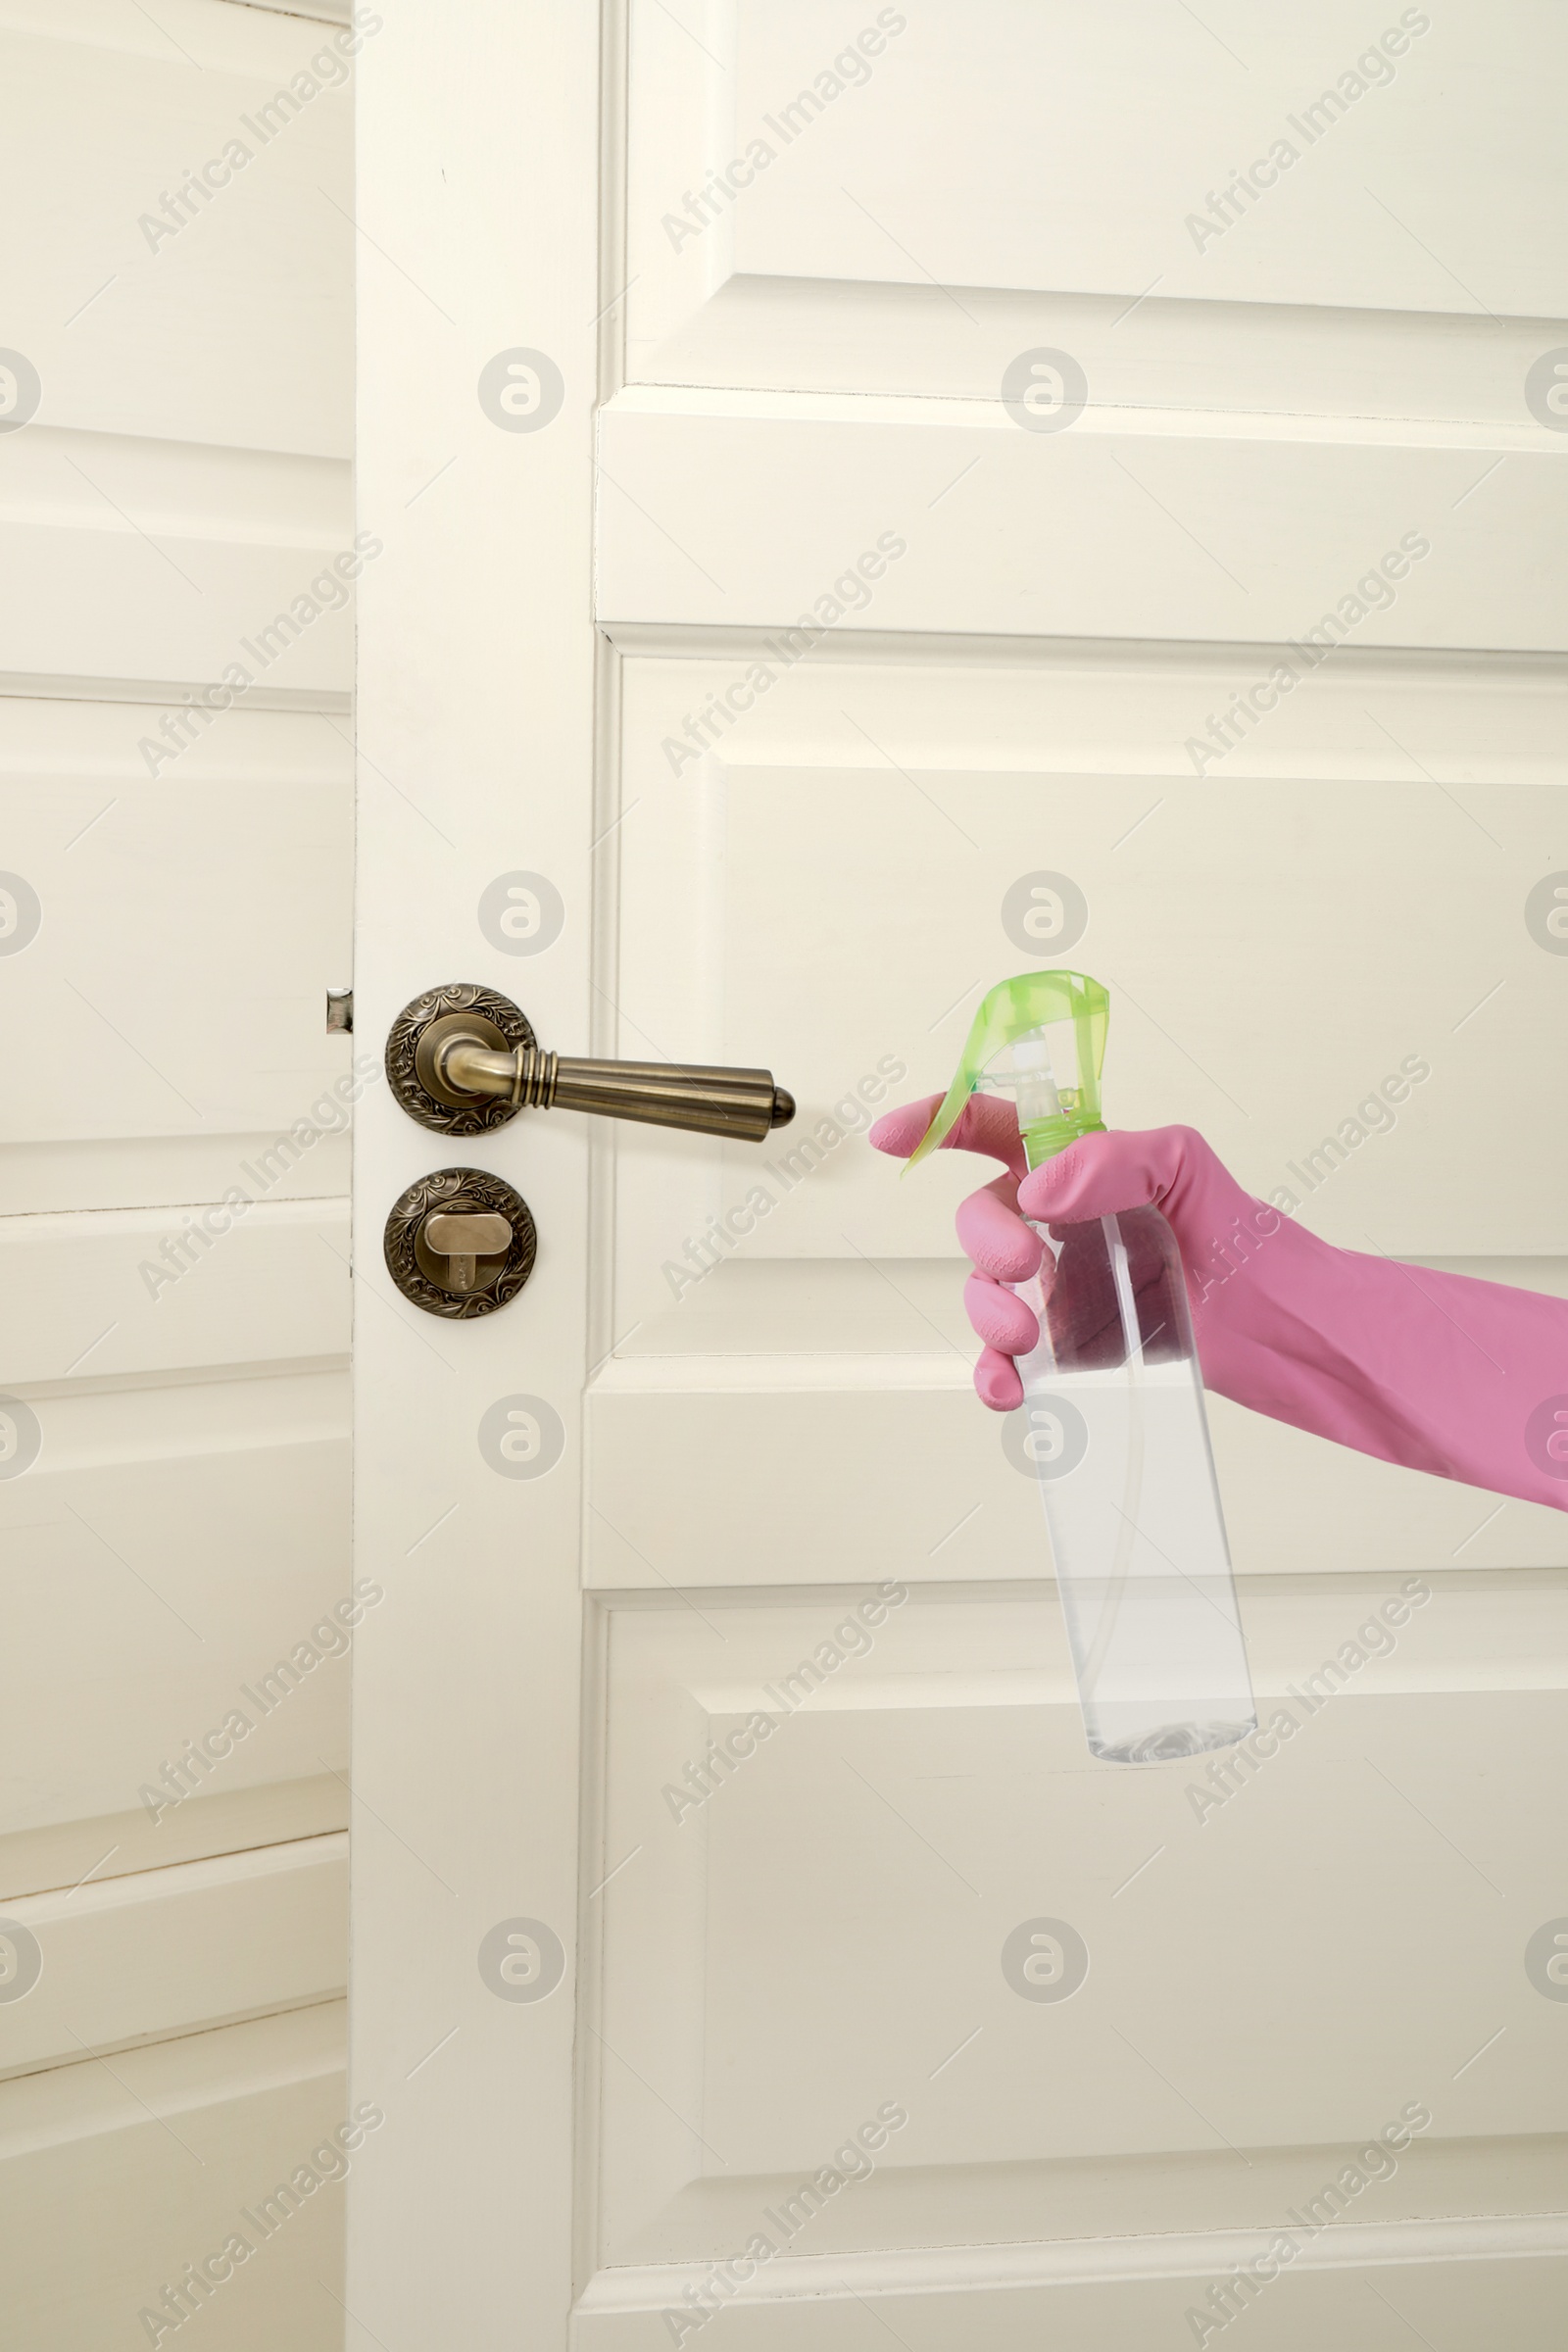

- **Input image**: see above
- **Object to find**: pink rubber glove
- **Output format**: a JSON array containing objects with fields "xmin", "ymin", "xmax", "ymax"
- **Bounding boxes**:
[{"xmin": 870, "ymin": 1097, "xmax": 1568, "ymax": 1513}]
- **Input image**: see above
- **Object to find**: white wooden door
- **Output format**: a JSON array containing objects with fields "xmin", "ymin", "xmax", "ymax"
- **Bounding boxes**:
[
  {"xmin": 2, "ymin": 3, "xmax": 359, "ymax": 2342},
  {"xmin": 353, "ymin": 6, "xmax": 1568, "ymax": 2345}
]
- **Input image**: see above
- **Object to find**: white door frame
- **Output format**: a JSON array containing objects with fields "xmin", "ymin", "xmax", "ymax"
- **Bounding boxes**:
[{"xmin": 350, "ymin": 4, "xmax": 602, "ymax": 2337}]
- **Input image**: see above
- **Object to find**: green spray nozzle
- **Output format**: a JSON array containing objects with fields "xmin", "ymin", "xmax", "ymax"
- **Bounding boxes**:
[{"xmin": 908, "ymin": 968, "xmax": 1109, "ymax": 1172}]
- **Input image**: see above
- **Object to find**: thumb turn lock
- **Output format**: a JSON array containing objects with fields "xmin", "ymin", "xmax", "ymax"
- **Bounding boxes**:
[
  {"xmin": 385, "ymin": 983, "xmax": 796, "ymax": 1143},
  {"xmin": 384, "ymin": 1168, "xmax": 536, "ymax": 1319},
  {"xmin": 422, "ymin": 1210, "xmax": 513, "ymax": 1295}
]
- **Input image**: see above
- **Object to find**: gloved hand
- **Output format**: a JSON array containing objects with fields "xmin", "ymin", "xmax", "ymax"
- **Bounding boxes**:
[{"xmin": 870, "ymin": 1098, "xmax": 1568, "ymax": 1512}]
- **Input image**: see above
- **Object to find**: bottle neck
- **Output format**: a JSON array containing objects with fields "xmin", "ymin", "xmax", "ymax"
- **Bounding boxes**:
[{"xmin": 1021, "ymin": 1111, "xmax": 1104, "ymax": 1172}]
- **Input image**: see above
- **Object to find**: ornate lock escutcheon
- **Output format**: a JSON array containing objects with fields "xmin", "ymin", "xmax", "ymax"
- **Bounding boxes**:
[
  {"xmin": 384, "ymin": 1167, "xmax": 537, "ymax": 1319},
  {"xmin": 385, "ymin": 983, "xmax": 538, "ymax": 1139}
]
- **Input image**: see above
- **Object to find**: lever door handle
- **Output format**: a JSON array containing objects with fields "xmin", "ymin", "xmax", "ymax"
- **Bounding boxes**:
[{"xmin": 387, "ymin": 985, "xmax": 796, "ymax": 1144}]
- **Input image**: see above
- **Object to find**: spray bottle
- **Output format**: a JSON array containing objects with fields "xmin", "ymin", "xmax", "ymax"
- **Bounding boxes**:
[{"xmin": 912, "ymin": 969, "xmax": 1256, "ymax": 1763}]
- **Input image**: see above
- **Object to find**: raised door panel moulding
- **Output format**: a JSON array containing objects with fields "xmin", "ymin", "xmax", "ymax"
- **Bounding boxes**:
[
  {"xmin": 574, "ymin": 2239, "xmax": 1568, "ymax": 2349},
  {"xmin": 0, "ymin": 1, "xmax": 357, "ymax": 455},
  {"xmin": 0, "ymin": 514, "xmax": 362, "ymax": 691},
  {"xmin": 693, "ymin": 1698, "xmax": 1542, "ymax": 2168},
  {"xmin": 623, "ymin": 0, "xmax": 1568, "ymax": 375},
  {"xmin": 0, "ymin": 692, "xmax": 357, "ymax": 1169},
  {"xmin": 586, "ymin": 1380, "xmax": 1568, "ymax": 1584},
  {"xmin": 714, "ymin": 770, "xmax": 1558, "ymax": 1255},
  {"xmin": 608, "ymin": 659, "xmax": 1568, "ymax": 1277},
  {"xmin": 0, "ymin": 673, "xmax": 355, "ymax": 766},
  {"xmin": 587, "ymin": 1594, "xmax": 1568, "ymax": 2266},
  {"xmin": 223, "ymin": 1, "xmax": 355, "ymax": 24},
  {"xmin": 1, "ymin": 1133, "xmax": 353, "ymax": 1219},
  {"xmin": 578, "ymin": 2147, "xmax": 1568, "ymax": 2302},
  {"xmin": 0, "ymin": 674, "xmax": 351, "ymax": 712},
  {"xmin": 0, "ymin": 1834, "xmax": 347, "ymax": 2079},
  {"xmin": 0, "ymin": 1772, "xmax": 350, "ymax": 1900},
  {"xmin": 0, "ymin": 427, "xmax": 351, "ymax": 547},
  {"xmin": 0, "ymin": 1201, "xmax": 350, "ymax": 1381},
  {"xmin": 623, "ymin": 271, "xmax": 1568, "ymax": 425},
  {"xmin": 3, "ymin": 779, "xmax": 357, "ymax": 1148},
  {"xmin": 721, "ymin": 12, "xmax": 1554, "ymax": 316},
  {"xmin": 0, "ymin": 1374, "xmax": 359, "ymax": 1838},
  {"xmin": 0, "ymin": 2000, "xmax": 353, "ymax": 2352},
  {"xmin": 0, "ymin": 1992, "xmax": 345, "ymax": 2154},
  {"xmin": 0, "ymin": 430, "xmax": 362, "ymax": 690},
  {"xmin": 596, "ymin": 395, "xmax": 1566, "ymax": 652},
  {"xmin": 610, "ymin": 632, "xmax": 1568, "ymax": 761}
]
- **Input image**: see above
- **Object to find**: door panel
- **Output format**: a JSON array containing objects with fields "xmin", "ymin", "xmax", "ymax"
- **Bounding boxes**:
[
  {"xmin": 626, "ymin": 1, "xmax": 1564, "ymax": 334},
  {"xmin": 3, "ymin": 2, "xmax": 357, "ymax": 2340},
  {"xmin": 0, "ymin": 2003, "xmax": 349, "ymax": 2352},
  {"xmin": 593, "ymin": 649, "xmax": 1568, "ymax": 1595},
  {"xmin": 598, "ymin": 411, "xmax": 1563, "ymax": 650},
  {"xmin": 592, "ymin": 1591, "xmax": 1566, "ymax": 2254},
  {"xmin": 609, "ymin": 654, "xmax": 1567, "ymax": 1272},
  {"xmin": 0, "ymin": 1835, "xmax": 347, "ymax": 2079}
]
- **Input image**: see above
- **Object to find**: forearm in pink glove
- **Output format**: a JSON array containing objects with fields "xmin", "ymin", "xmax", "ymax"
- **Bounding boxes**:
[{"xmin": 870, "ymin": 1097, "xmax": 1568, "ymax": 1513}]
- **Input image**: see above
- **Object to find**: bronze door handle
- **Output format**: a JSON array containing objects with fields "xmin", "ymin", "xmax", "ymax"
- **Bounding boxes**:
[{"xmin": 386, "ymin": 985, "xmax": 796, "ymax": 1144}]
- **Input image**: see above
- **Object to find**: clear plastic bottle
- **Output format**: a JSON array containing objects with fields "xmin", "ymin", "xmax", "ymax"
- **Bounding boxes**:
[{"xmin": 911, "ymin": 971, "xmax": 1256, "ymax": 1764}]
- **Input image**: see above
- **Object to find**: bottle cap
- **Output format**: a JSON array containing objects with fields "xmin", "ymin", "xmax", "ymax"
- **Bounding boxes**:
[{"xmin": 909, "ymin": 968, "xmax": 1109, "ymax": 1170}]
